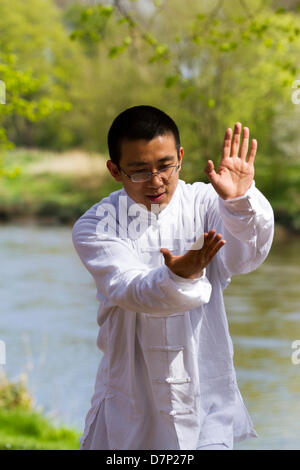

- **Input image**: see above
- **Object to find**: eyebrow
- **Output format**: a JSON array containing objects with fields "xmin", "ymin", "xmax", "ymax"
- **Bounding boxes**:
[{"xmin": 126, "ymin": 156, "xmax": 176, "ymax": 168}]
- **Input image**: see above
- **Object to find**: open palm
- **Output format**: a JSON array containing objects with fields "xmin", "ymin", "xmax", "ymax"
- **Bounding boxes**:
[{"xmin": 205, "ymin": 123, "xmax": 257, "ymax": 200}]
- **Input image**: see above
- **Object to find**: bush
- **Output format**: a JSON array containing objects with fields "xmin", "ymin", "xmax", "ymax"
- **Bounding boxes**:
[{"xmin": 0, "ymin": 370, "xmax": 81, "ymax": 450}]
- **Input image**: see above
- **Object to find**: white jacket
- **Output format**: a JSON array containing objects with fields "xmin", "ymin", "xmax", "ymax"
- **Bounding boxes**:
[{"xmin": 72, "ymin": 179, "xmax": 274, "ymax": 450}]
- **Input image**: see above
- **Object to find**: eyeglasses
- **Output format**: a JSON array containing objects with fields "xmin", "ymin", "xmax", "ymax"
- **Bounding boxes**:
[{"xmin": 118, "ymin": 164, "xmax": 181, "ymax": 183}]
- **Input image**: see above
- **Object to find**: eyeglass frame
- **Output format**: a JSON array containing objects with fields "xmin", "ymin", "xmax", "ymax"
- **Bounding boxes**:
[{"xmin": 117, "ymin": 161, "xmax": 182, "ymax": 183}]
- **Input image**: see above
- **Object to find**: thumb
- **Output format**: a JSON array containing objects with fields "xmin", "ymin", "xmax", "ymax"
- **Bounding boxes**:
[
  {"xmin": 160, "ymin": 248, "xmax": 172, "ymax": 266},
  {"xmin": 205, "ymin": 160, "xmax": 218, "ymax": 182}
]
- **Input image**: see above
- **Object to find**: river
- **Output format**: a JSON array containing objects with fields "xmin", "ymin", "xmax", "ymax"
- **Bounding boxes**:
[{"xmin": 0, "ymin": 223, "xmax": 299, "ymax": 449}]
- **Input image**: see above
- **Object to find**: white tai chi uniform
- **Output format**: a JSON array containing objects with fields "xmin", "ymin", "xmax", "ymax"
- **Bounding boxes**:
[{"xmin": 72, "ymin": 179, "xmax": 274, "ymax": 450}]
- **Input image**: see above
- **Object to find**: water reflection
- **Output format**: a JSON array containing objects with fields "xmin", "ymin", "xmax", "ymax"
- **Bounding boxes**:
[
  {"xmin": 225, "ymin": 241, "xmax": 300, "ymax": 449},
  {"xmin": 0, "ymin": 223, "xmax": 299, "ymax": 449}
]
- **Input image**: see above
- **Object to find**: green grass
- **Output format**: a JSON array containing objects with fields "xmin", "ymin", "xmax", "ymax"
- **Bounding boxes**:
[
  {"xmin": 0, "ymin": 371, "xmax": 81, "ymax": 450},
  {"xmin": 0, "ymin": 407, "xmax": 81, "ymax": 450}
]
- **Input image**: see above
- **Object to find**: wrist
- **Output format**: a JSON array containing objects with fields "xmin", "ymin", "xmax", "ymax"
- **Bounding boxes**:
[
  {"xmin": 221, "ymin": 181, "xmax": 255, "ymax": 201},
  {"xmin": 168, "ymin": 267, "xmax": 205, "ymax": 281}
]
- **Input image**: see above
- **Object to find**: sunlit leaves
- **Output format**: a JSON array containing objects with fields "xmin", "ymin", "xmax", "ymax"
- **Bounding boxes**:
[
  {"xmin": 196, "ymin": 13, "xmax": 206, "ymax": 21},
  {"xmin": 108, "ymin": 36, "xmax": 132, "ymax": 58},
  {"xmin": 165, "ymin": 74, "xmax": 180, "ymax": 88},
  {"xmin": 148, "ymin": 43, "xmax": 170, "ymax": 63},
  {"xmin": 207, "ymin": 98, "xmax": 215, "ymax": 108},
  {"xmin": 144, "ymin": 32, "xmax": 158, "ymax": 46},
  {"xmin": 69, "ymin": 4, "xmax": 114, "ymax": 45},
  {"xmin": 0, "ymin": 52, "xmax": 70, "ymax": 160},
  {"xmin": 264, "ymin": 38, "xmax": 273, "ymax": 48},
  {"xmin": 219, "ymin": 41, "xmax": 238, "ymax": 52}
]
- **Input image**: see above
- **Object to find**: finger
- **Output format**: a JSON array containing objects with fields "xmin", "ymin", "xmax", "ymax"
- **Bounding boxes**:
[
  {"xmin": 205, "ymin": 231, "xmax": 223, "ymax": 249},
  {"xmin": 205, "ymin": 234, "xmax": 224, "ymax": 257},
  {"xmin": 240, "ymin": 127, "xmax": 249, "ymax": 161},
  {"xmin": 202, "ymin": 229, "xmax": 216, "ymax": 246},
  {"xmin": 160, "ymin": 248, "xmax": 172, "ymax": 266},
  {"xmin": 200, "ymin": 230, "xmax": 221, "ymax": 256},
  {"xmin": 205, "ymin": 160, "xmax": 218, "ymax": 181},
  {"xmin": 206, "ymin": 239, "xmax": 226, "ymax": 262},
  {"xmin": 230, "ymin": 122, "xmax": 242, "ymax": 157},
  {"xmin": 247, "ymin": 139, "xmax": 257, "ymax": 164},
  {"xmin": 210, "ymin": 233, "xmax": 223, "ymax": 247},
  {"xmin": 221, "ymin": 128, "xmax": 232, "ymax": 160}
]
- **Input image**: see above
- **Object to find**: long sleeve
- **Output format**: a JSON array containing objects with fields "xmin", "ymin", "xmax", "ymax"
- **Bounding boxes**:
[
  {"xmin": 72, "ymin": 213, "xmax": 212, "ymax": 316},
  {"xmin": 205, "ymin": 180, "xmax": 274, "ymax": 283}
]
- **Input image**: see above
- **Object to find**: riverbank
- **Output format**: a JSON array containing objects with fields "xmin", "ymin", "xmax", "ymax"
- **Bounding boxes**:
[
  {"xmin": 1, "ymin": 147, "xmax": 299, "ymax": 233},
  {"xmin": 0, "ymin": 370, "xmax": 81, "ymax": 450},
  {"xmin": 0, "ymin": 147, "xmax": 122, "ymax": 224}
]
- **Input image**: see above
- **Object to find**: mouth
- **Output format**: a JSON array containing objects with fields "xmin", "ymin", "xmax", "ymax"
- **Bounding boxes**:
[{"xmin": 146, "ymin": 192, "xmax": 166, "ymax": 203}]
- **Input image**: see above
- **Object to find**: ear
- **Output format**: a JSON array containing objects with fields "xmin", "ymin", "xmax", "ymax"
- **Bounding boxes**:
[
  {"xmin": 107, "ymin": 160, "xmax": 122, "ymax": 182},
  {"xmin": 178, "ymin": 147, "xmax": 184, "ymax": 169}
]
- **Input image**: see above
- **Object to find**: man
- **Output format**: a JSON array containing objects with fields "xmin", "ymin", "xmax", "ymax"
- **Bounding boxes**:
[{"xmin": 72, "ymin": 105, "xmax": 274, "ymax": 450}]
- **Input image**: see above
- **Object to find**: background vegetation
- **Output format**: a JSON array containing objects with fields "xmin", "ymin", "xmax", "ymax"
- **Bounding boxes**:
[
  {"xmin": 0, "ymin": 0, "xmax": 299, "ymax": 230},
  {"xmin": 1, "ymin": 0, "xmax": 299, "ymax": 449},
  {"xmin": 0, "ymin": 370, "xmax": 80, "ymax": 450}
]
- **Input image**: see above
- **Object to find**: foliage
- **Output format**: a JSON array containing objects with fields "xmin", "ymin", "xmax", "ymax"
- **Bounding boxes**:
[
  {"xmin": 68, "ymin": 0, "xmax": 300, "ymax": 170},
  {"xmin": 0, "ymin": 147, "xmax": 121, "ymax": 223},
  {"xmin": 0, "ymin": 52, "xmax": 70, "ymax": 178},
  {"xmin": 0, "ymin": 147, "xmax": 298, "ymax": 231},
  {"xmin": 0, "ymin": 369, "xmax": 81, "ymax": 450},
  {"xmin": 0, "ymin": 406, "xmax": 80, "ymax": 450},
  {"xmin": 0, "ymin": 370, "xmax": 33, "ymax": 410},
  {"xmin": 0, "ymin": 0, "xmax": 299, "ymax": 226},
  {"xmin": 0, "ymin": 0, "xmax": 82, "ymax": 161}
]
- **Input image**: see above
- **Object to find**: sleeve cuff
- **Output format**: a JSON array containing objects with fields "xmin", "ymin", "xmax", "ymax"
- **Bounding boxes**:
[
  {"xmin": 166, "ymin": 266, "xmax": 206, "ymax": 285},
  {"xmin": 219, "ymin": 181, "xmax": 256, "ymax": 214}
]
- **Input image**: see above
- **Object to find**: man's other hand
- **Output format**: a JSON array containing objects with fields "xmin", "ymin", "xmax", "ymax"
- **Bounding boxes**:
[{"xmin": 160, "ymin": 229, "xmax": 226, "ymax": 279}]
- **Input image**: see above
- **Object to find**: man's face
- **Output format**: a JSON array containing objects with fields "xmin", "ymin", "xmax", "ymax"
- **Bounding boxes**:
[{"xmin": 107, "ymin": 133, "xmax": 183, "ymax": 212}]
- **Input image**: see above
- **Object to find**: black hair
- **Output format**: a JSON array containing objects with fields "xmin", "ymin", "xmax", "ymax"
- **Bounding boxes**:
[{"xmin": 107, "ymin": 105, "xmax": 181, "ymax": 167}]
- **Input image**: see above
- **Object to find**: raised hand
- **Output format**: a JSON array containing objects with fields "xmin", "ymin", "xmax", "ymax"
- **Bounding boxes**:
[
  {"xmin": 205, "ymin": 122, "xmax": 257, "ymax": 200},
  {"xmin": 160, "ymin": 230, "xmax": 226, "ymax": 279}
]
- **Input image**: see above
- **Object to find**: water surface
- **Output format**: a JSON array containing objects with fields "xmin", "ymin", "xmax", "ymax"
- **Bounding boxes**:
[{"xmin": 0, "ymin": 223, "xmax": 299, "ymax": 449}]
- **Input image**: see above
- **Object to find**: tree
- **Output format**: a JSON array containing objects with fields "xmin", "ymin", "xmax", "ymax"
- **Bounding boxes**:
[
  {"xmin": 0, "ymin": 0, "xmax": 85, "ymax": 159},
  {"xmin": 70, "ymin": 0, "xmax": 300, "ymax": 185}
]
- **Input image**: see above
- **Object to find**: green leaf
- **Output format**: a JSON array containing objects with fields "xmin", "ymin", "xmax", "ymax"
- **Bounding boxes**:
[
  {"xmin": 165, "ymin": 75, "xmax": 179, "ymax": 88},
  {"xmin": 108, "ymin": 46, "xmax": 120, "ymax": 58},
  {"xmin": 144, "ymin": 33, "xmax": 157, "ymax": 46},
  {"xmin": 207, "ymin": 98, "xmax": 215, "ymax": 108},
  {"xmin": 156, "ymin": 44, "xmax": 169, "ymax": 56},
  {"xmin": 123, "ymin": 36, "xmax": 132, "ymax": 46},
  {"xmin": 179, "ymin": 86, "xmax": 195, "ymax": 100},
  {"xmin": 89, "ymin": 31, "xmax": 100, "ymax": 42},
  {"xmin": 98, "ymin": 5, "xmax": 114, "ymax": 17},
  {"xmin": 81, "ymin": 8, "xmax": 94, "ymax": 22},
  {"xmin": 69, "ymin": 31, "xmax": 79, "ymax": 41},
  {"xmin": 264, "ymin": 38, "xmax": 273, "ymax": 48},
  {"xmin": 233, "ymin": 16, "xmax": 246, "ymax": 25},
  {"xmin": 219, "ymin": 41, "xmax": 237, "ymax": 52},
  {"xmin": 192, "ymin": 34, "xmax": 202, "ymax": 45}
]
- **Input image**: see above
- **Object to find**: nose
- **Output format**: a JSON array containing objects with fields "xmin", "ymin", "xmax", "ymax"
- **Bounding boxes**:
[{"xmin": 148, "ymin": 173, "xmax": 164, "ymax": 187}]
